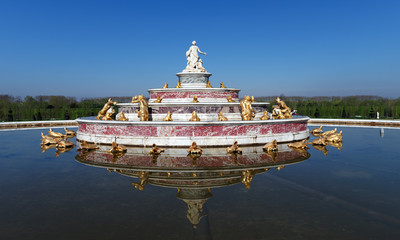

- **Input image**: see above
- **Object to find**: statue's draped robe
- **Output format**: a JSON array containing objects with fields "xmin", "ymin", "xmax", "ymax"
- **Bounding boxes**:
[{"xmin": 186, "ymin": 45, "xmax": 200, "ymax": 68}]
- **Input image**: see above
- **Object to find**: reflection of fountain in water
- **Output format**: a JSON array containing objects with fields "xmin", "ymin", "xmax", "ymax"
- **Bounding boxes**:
[
  {"xmin": 380, "ymin": 128, "xmax": 384, "ymax": 138},
  {"xmin": 75, "ymin": 145, "xmax": 311, "ymax": 228}
]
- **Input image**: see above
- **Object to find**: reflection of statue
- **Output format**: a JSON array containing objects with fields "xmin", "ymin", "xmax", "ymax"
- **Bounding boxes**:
[
  {"xmin": 183, "ymin": 41, "xmax": 207, "ymax": 72},
  {"xmin": 240, "ymin": 96, "xmax": 255, "ymax": 121},
  {"xmin": 184, "ymin": 199, "xmax": 207, "ymax": 228},
  {"xmin": 97, "ymin": 98, "xmax": 117, "ymax": 120},
  {"xmin": 132, "ymin": 95, "xmax": 149, "ymax": 121},
  {"xmin": 241, "ymin": 170, "xmax": 255, "ymax": 189},
  {"xmin": 132, "ymin": 171, "xmax": 149, "ymax": 191}
]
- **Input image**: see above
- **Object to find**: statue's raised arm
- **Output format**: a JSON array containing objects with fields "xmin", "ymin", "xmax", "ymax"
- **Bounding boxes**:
[{"xmin": 183, "ymin": 41, "xmax": 207, "ymax": 73}]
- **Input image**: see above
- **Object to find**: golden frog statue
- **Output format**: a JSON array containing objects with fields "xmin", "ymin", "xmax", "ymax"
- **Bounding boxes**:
[
  {"xmin": 153, "ymin": 96, "xmax": 162, "ymax": 103},
  {"xmin": 310, "ymin": 126, "xmax": 323, "ymax": 135},
  {"xmin": 220, "ymin": 82, "xmax": 226, "ymax": 88},
  {"xmin": 163, "ymin": 111, "xmax": 173, "ymax": 121},
  {"xmin": 162, "ymin": 82, "xmax": 168, "ymax": 88},
  {"xmin": 288, "ymin": 139, "xmax": 309, "ymax": 149},
  {"xmin": 227, "ymin": 141, "xmax": 242, "ymax": 154},
  {"xmin": 78, "ymin": 140, "xmax": 99, "ymax": 150},
  {"xmin": 263, "ymin": 139, "xmax": 279, "ymax": 152},
  {"xmin": 206, "ymin": 80, "xmax": 212, "ymax": 88},
  {"xmin": 187, "ymin": 142, "xmax": 203, "ymax": 154},
  {"xmin": 259, "ymin": 110, "xmax": 270, "ymax": 120},
  {"xmin": 108, "ymin": 140, "xmax": 127, "ymax": 153},
  {"xmin": 148, "ymin": 143, "xmax": 165, "ymax": 154},
  {"xmin": 227, "ymin": 96, "xmax": 235, "ymax": 102},
  {"xmin": 117, "ymin": 111, "xmax": 129, "ymax": 121},
  {"xmin": 64, "ymin": 128, "xmax": 76, "ymax": 137},
  {"xmin": 192, "ymin": 95, "xmax": 199, "ymax": 103},
  {"xmin": 175, "ymin": 81, "xmax": 182, "ymax": 88},
  {"xmin": 48, "ymin": 128, "xmax": 65, "ymax": 138},
  {"xmin": 325, "ymin": 131, "xmax": 343, "ymax": 143},
  {"xmin": 189, "ymin": 111, "xmax": 200, "ymax": 121}
]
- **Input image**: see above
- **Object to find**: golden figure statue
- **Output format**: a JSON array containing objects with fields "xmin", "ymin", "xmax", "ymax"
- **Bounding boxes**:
[
  {"xmin": 310, "ymin": 126, "xmax": 323, "ymax": 135},
  {"xmin": 251, "ymin": 96, "xmax": 255, "ymax": 102},
  {"xmin": 311, "ymin": 137, "xmax": 327, "ymax": 146},
  {"xmin": 163, "ymin": 111, "xmax": 173, "ymax": 121},
  {"xmin": 56, "ymin": 140, "xmax": 75, "ymax": 149},
  {"xmin": 102, "ymin": 107, "xmax": 115, "ymax": 120},
  {"xmin": 148, "ymin": 143, "xmax": 164, "ymax": 154},
  {"xmin": 64, "ymin": 128, "xmax": 76, "ymax": 137},
  {"xmin": 227, "ymin": 141, "xmax": 242, "ymax": 154},
  {"xmin": 48, "ymin": 128, "xmax": 65, "ymax": 139},
  {"xmin": 227, "ymin": 96, "xmax": 235, "ymax": 102},
  {"xmin": 97, "ymin": 98, "xmax": 117, "ymax": 120},
  {"xmin": 218, "ymin": 111, "xmax": 228, "ymax": 121},
  {"xmin": 192, "ymin": 95, "xmax": 199, "ymax": 103},
  {"xmin": 108, "ymin": 139, "xmax": 127, "ymax": 153},
  {"xmin": 322, "ymin": 128, "xmax": 337, "ymax": 137},
  {"xmin": 117, "ymin": 111, "xmax": 129, "ymax": 121},
  {"xmin": 41, "ymin": 132, "xmax": 60, "ymax": 145},
  {"xmin": 240, "ymin": 96, "xmax": 256, "ymax": 121},
  {"xmin": 187, "ymin": 142, "xmax": 203, "ymax": 154},
  {"xmin": 189, "ymin": 111, "xmax": 200, "ymax": 121},
  {"xmin": 175, "ymin": 81, "xmax": 182, "ymax": 88},
  {"xmin": 263, "ymin": 139, "xmax": 279, "ymax": 152},
  {"xmin": 259, "ymin": 110, "xmax": 270, "ymax": 120},
  {"xmin": 78, "ymin": 140, "xmax": 99, "ymax": 150},
  {"xmin": 272, "ymin": 107, "xmax": 284, "ymax": 119},
  {"xmin": 274, "ymin": 97, "xmax": 292, "ymax": 119},
  {"xmin": 288, "ymin": 139, "xmax": 309, "ymax": 149},
  {"xmin": 206, "ymin": 80, "xmax": 212, "ymax": 88},
  {"xmin": 132, "ymin": 95, "xmax": 149, "ymax": 121},
  {"xmin": 153, "ymin": 96, "xmax": 162, "ymax": 103},
  {"xmin": 325, "ymin": 131, "xmax": 343, "ymax": 143},
  {"xmin": 163, "ymin": 82, "xmax": 168, "ymax": 88},
  {"xmin": 220, "ymin": 82, "xmax": 226, "ymax": 88},
  {"xmin": 132, "ymin": 171, "xmax": 149, "ymax": 191},
  {"xmin": 241, "ymin": 170, "xmax": 255, "ymax": 189}
]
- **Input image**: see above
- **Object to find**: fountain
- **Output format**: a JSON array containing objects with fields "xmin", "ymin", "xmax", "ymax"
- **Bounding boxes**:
[{"xmin": 76, "ymin": 41, "xmax": 309, "ymax": 147}]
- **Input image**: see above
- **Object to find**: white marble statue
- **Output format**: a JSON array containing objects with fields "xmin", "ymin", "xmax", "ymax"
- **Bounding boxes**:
[{"xmin": 183, "ymin": 41, "xmax": 207, "ymax": 72}]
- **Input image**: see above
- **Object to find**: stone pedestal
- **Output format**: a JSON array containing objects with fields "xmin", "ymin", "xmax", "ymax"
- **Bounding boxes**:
[{"xmin": 176, "ymin": 72, "xmax": 212, "ymax": 88}]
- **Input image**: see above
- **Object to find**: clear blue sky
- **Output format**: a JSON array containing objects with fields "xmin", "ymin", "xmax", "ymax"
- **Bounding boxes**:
[{"xmin": 1, "ymin": 0, "xmax": 399, "ymax": 99}]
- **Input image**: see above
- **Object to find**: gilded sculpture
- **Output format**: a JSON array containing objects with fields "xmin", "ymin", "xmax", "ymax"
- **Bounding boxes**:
[
  {"xmin": 117, "ymin": 111, "xmax": 129, "ymax": 121},
  {"xmin": 310, "ymin": 126, "xmax": 323, "ymax": 135},
  {"xmin": 163, "ymin": 82, "xmax": 168, "ymax": 88},
  {"xmin": 78, "ymin": 140, "xmax": 99, "ymax": 150},
  {"xmin": 288, "ymin": 139, "xmax": 309, "ymax": 149},
  {"xmin": 183, "ymin": 41, "xmax": 207, "ymax": 73},
  {"xmin": 102, "ymin": 107, "xmax": 115, "ymax": 120},
  {"xmin": 325, "ymin": 131, "xmax": 343, "ymax": 143},
  {"xmin": 175, "ymin": 81, "xmax": 182, "ymax": 88},
  {"xmin": 48, "ymin": 128, "xmax": 65, "ymax": 139},
  {"xmin": 227, "ymin": 141, "xmax": 242, "ymax": 154},
  {"xmin": 163, "ymin": 111, "xmax": 173, "ymax": 121},
  {"xmin": 227, "ymin": 96, "xmax": 235, "ymax": 102},
  {"xmin": 272, "ymin": 107, "xmax": 285, "ymax": 119},
  {"xmin": 41, "ymin": 132, "xmax": 60, "ymax": 145},
  {"xmin": 220, "ymin": 82, "xmax": 226, "ymax": 88},
  {"xmin": 273, "ymin": 97, "xmax": 292, "ymax": 119},
  {"xmin": 64, "ymin": 128, "xmax": 76, "ymax": 137},
  {"xmin": 263, "ymin": 139, "xmax": 279, "ymax": 152},
  {"xmin": 108, "ymin": 139, "xmax": 127, "ymax": 153},
  {"xmin": 192, "ymin": 95, "xmax": 199, "ymax": 103},
  {"xmin": 189, "ymin": 111, "xmax": 200, "ymax": 121},
  {"xmin": 148, "ymin": 143, "xmax": 164, "ymax": 154},
  {"xmin": 259, "ymin": 110, "xmax": 270, "ymax": 120},
  {"xmin": 56, "ymin": 140, "xmax": 74, "ymax": 149},
  {"xmin": 153, "ymin": 96, "xmax": 162, "ymax": 103},
  {"xmin": 97, "ymin": 98, "xmax": 117, "ymax": 120},
  {"xmin": 322, "ymin": 128, "xmax": 337, "ymax": 137},
  {"xmin": 187, "ymin": 142, "xmax": 203, "ymax": 154},
  {"xmin": 218, "ymin": 111, "xmax": 228, "ymax": 121},
  {"xmin": 132, "ymin": 95, "xmax": 149, "ymax": 121},
  {"xmin": 311, "ymin": 144, "xmax": 328, "ymax": 155},
  {"xmin": 206, "ymin": 80, "xmax": 212, "ymax": 88},
  {"xmin": 311, "ymin": 137, "xmax": 327, "ymax": 146},
  {"xmin": 240, "ymin": 96, "xmax": 255, "ymax": 121}
]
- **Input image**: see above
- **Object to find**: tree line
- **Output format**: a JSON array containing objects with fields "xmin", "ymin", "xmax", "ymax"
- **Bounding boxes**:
[{"xmin": 1, "ymin": 94, "xmax": 399, "ymax": 122}]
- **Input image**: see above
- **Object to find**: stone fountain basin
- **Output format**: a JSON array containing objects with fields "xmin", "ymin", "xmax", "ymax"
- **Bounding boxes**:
[{"xmin": 76, "ymin": 116, "xmax": 309, "ymax": 147}]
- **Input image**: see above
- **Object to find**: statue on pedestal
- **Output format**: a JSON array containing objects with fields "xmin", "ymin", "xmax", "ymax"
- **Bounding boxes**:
[{"xmin": 183, "ymin": 41, "xmax": 207, "ymax": 73}]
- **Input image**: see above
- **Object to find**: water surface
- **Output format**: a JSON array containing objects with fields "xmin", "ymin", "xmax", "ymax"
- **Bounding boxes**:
[{"xmin": 0, "ymin": 127, "xmax": 399, "ymax": 240}]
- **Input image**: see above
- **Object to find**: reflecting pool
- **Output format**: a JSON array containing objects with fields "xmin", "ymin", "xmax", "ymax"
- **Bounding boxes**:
[{"xmin": 1, "ymin": 126, "xmax": 400, "ymax": 240}]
